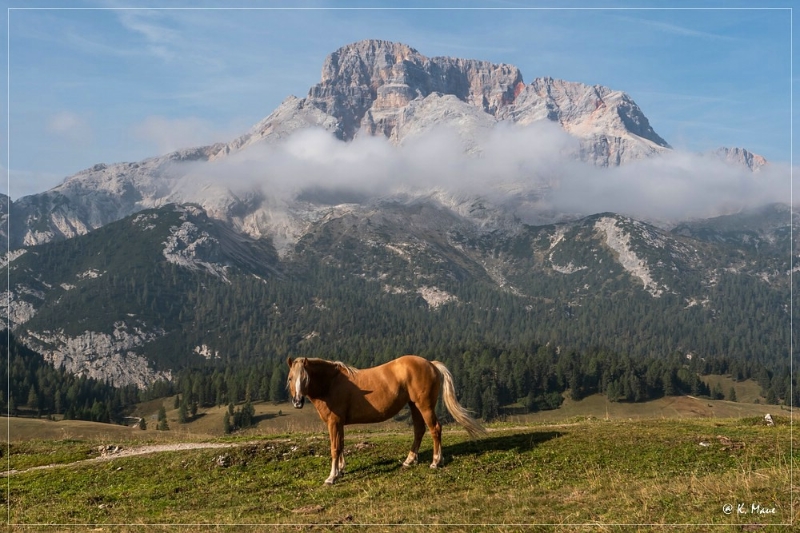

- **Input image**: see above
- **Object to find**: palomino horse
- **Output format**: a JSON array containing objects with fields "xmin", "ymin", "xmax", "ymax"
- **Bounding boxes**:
[{"xmin": 286, "ymin": 355, "xmax": 485, "ymax": 485}]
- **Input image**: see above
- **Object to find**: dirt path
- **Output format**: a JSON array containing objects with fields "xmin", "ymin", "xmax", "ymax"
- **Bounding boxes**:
[
  {"xmin": 3, "ymin": 426, "xmax": 541, "ymax": 478},
  {"xmin": 2, "ymin": 441, "xmax": 256, "ymax": 477}
]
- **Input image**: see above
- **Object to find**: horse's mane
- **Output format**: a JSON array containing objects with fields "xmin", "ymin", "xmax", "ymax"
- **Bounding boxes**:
[
  {"xmin": 302, "ymin": 358, "xmax": 359, "ymax": 378},
  {"xmin": 331, "ymin": 360, "xmax": 359, "ymax": 377}
]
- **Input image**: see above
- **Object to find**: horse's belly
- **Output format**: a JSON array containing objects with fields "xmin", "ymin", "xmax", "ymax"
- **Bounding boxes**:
[{"xmin": 345, "ymin": 393, "xmax": 407, "ymax": 425}]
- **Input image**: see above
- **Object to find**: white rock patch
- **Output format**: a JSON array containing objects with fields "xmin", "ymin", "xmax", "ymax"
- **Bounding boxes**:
[
  {"xmin": 417, "ymin": 286, "xmax": 458, "ymax": 308},
  {"xmin": 78, "ymin": 269, "xmax": 104, "ymax": 280},
  {"xmin": 2, "ymin": 291, "xmax": 37, "ymax": 327},
  {"xmin": 551, "ymin": 261, "xmax": 587, "ymax": 274},
  {"xmin": 194, "ymin": 344, "xmax": 220, "ymax": 360},
  {"xmin": 595, "ymin": 217, "xmax": 663, "ymax": 297},
  {"xmin": 162, "ymin": 221, "xmax": 229, "ymax": 280},
  {"xmin": 1, "ymin": 249, "xmax": 27, "ymax": 268}
]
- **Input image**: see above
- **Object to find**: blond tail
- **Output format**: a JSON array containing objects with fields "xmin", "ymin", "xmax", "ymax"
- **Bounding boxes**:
[{"xmin": 432, "ymin": 361, "xmax": 486, "ymax": 439}]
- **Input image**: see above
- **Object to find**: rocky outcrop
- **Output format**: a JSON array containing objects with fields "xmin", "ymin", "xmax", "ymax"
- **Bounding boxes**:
[
  {"xmin": 713, "ymin": 147, "xmax": 768, "ymax": 172},
  {"xmin": 22, "ymin": 322, "xmax": 171, "ymax": 388},
  {"xmin": 262, "ymin": 40, "xmax": 668, "ymax": 165}
]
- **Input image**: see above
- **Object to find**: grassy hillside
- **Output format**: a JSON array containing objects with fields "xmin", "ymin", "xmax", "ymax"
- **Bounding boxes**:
[{"xmin": 5, "ymin": 416, "xmax": 796, "ymax": 531}]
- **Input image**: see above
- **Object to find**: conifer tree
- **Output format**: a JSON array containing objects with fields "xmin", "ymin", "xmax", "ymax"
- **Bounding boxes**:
[{"xmin": 727, "ymin": 387, "xmax": 737, "ymax": 402}]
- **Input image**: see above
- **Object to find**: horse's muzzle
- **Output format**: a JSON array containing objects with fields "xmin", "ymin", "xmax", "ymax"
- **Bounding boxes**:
[{"xmin": 292, "ymin": 396, "xmax": 305, "ymax": 409}]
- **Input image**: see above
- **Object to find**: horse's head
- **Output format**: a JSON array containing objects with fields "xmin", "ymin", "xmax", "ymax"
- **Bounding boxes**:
[{"xmin": 286, "ymin": 357, "xmax": 309, "ymax": 409}]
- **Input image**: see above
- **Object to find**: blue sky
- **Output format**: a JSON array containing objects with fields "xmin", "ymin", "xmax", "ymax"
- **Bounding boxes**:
[{"xmin": 2, "ymin": 1, "xmax": 795, "ymax": 199}]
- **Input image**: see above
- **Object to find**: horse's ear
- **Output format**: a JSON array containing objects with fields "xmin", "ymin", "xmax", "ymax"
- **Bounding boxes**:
[
  {"xmin": 301, "ymin": 357, "xmax": 309, "ymax": 367},
  {"xmin": 286, "ymin": 357, "xmax": 293, "ymax": 367}
]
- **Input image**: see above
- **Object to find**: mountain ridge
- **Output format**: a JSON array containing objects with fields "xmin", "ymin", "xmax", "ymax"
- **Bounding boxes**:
[{"xmin": 3, "ymin": 200, "xmax": 794, "ymax": 387}]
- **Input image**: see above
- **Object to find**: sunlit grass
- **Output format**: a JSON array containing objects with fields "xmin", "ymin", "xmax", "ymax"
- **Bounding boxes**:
[{"xmin": 5, "ymin": 417, "xmax": 796, "ymax": 531}]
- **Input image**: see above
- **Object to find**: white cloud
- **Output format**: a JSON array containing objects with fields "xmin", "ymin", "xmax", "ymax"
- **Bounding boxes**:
[
  {"xmin": 46, "ymin": 111, "xmax": 93, "ymax": 144},
  {"xmin": 549, "ymin": 151, "xmax": 792, "ymax": 221}
]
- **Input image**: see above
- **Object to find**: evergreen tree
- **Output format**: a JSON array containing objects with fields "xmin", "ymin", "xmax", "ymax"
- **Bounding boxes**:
[
  {"xmin": 157, "ymin": 405, "xmax": 169, "ymax": 430},
  {"xmin": 223, "ymin": 412, "xmax": 232, "ymax": 434},
  {"xmin": 27, "ymin": 385, "xmax": 38, "ymax": 409},
  {"xmin": 766, "ymin": 388, "xmax": 778, "ymax": 405},
  {"xmin": 481, "ymin": 385, "xmax": 500, "ymax": 421},
  {"xmin": 662, "ymin": 371, "xmax": 676, "ymax": 396},
  {"xmin": 178, "ymin": 401, "xmax": 188, "ymax": 424},
  {"xmin": 727, "ymin": 387, "xmax": 737, "ymax": 402},
  {"xmin": 606, "ymin": 380, "xmax": 620, "ymax": 402},
  {"xmin": 269, "ymin": 368, "xmax": 287, "ymax": 404},
  {"xmin": 711, "ymin": 383, "xmax": 724, "ymax": 401}
]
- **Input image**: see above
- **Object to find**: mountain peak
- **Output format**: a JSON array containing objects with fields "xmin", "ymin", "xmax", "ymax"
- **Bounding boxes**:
[
  {"xmin": 300, "ymin": 41, "xmax": 670, "ymax": 166},
  {"xmin": 309, "ymin": 39, "xmax": 524, "ymax": 140}
]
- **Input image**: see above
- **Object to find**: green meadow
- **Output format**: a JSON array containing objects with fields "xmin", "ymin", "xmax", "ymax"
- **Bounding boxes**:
[{"xmin": 4, "ymin": 393, "xmax": 797, "ymax": 532}]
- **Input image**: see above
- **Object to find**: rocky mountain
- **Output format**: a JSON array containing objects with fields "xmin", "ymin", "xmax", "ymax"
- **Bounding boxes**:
[
  {"xmin": 3, "ymin": 40, "xmax": 787, "ymax": 389},
  {"xmin": 7, "ymin": 40, "xmax": 765, "ymax": 252}
]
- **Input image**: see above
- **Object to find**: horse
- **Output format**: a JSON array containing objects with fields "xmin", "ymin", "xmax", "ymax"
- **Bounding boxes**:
[{"xmin": 286, "ymin": 355, "xmax": 485, "ymax": 485}]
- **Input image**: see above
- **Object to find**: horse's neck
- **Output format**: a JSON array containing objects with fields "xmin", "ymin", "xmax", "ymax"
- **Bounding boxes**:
[{"xmin": 306, "ymin": 360, "xmax": 345, "ymax": 398}]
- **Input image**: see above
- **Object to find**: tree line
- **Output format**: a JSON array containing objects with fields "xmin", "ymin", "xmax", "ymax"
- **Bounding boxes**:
[{"xmin": 4, "ymin": 326, "xmax": 797, "ymax": 427}]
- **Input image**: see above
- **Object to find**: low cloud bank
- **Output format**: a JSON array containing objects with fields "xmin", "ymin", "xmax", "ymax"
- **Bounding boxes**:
[{"xmin": 170, "ymin": 122, "xmax": 792, "ymax": 222}]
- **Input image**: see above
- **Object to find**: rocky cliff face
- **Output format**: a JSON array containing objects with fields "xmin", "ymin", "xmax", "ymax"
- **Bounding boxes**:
[
  {"xmin": 309, "ymin": 40, "xmax": 523, "ymax": 141},
  {"xmin": 498, "ymin": 77, "xmax": 671, "ymax": 166}
]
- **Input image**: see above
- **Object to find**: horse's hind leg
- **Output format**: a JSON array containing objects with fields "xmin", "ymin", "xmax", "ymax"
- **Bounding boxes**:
[
  {"xmin": 421, "ymin": 408, "xmax": 443, "ymax": 468},
  {"xmin": 403, "ymin": 403, "xmax": 426, "ymax": 467}
]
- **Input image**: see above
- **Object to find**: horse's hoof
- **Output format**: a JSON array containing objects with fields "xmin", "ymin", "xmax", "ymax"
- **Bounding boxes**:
[
  {"xmin": 429, "ymin": 463, "xmax": 438, "ymax": 469},
  {"xmin": 324, "ymin": 479, "xmax": 335, "ymax": 485}
]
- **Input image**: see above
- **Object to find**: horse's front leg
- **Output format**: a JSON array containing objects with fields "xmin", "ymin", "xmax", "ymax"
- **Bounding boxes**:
[
  {"xmin": 403, "ymin": 403, "xmax": 425, "ymax": 467},
  {"xmin": 325, "ymin": 418, "xmax": 344, "ymax": 485}
]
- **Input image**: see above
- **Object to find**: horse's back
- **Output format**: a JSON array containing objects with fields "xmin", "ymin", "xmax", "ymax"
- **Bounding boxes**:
[
  {"xmin": 356, "ymin": 355, "xmax": 435, "ymax": 388},
  {"xmin": 383, "ymin": 355, "xmax": 438, "ymax": 382}
]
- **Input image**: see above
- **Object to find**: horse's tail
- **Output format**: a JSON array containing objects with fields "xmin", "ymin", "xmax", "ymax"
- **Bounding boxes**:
[{"xmin": 431, "ymin": 361, "xmax": 486, "ymax": 439}]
